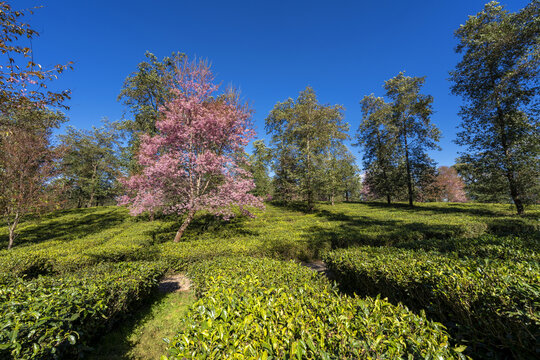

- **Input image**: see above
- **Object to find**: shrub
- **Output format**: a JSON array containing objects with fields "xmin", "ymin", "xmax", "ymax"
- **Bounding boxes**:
[
  {"xmin": 324, "ymin": 247, "xmax": 540, "ymax": 359},
  {"xmin": 0, "ymin": 261, "xmax": 166, "ymax": 359},
  {"xmin": 164, "ymin": 257, "xmax": 467, "ymax": 359}
]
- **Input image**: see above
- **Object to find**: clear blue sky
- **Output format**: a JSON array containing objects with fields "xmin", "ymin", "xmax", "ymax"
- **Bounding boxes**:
[{"xmin": 18, "ymin": 0, "xmax": 530, "ymax": 168}]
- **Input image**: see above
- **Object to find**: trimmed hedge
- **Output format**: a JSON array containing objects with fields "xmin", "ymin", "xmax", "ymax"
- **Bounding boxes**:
[
  {"xmin": 0, "ymin": 261, "xmax": 166, "ymax": 359},
  {"xmin": 0, "ymin": 220, "xmax": 161, "ymax": 284},
  {"xmin": 164, "ymin": 257, "xmax": 467, "ymax": 359},
  {"xmin": 324, "ymin": 247, "xmax": 540, "ymax": 359},
  {"xmin": 396, "ymin": 234, "xmax": 539, "ymax": 263}
]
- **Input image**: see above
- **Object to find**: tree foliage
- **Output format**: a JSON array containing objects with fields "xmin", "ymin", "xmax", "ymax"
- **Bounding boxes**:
[
  {"xmin": 0, "ymin": 109, "xmax": 62, "ymax": 249},
  {"xmin": 433, "ymin": 166, "xmax": 467, "ymax": 203},
  {"xmin": 249, "ymin": 139, "xmax": 273, "ymax": 198},
  {"xmin": 118, "ymin": 51, "xmax": 185, "ymax": 174},
  {"xmin": 450, "ymin": 0, "xmax": 540, "ymax": 213},
  {"xmin": 57, "ymin": 121, "xmax": 123, "ymax": 208},
  {"xmin": 384, "ymin": 72, "xmax": 441, "ymax": 206},
  {"xmin": 266, "ymin": 86, "xmax": 349, "ymax": 210},
  {"xmin": 120, "ymin": 58, "xmax": 263, "ymax": 242},
  {"xmin": 356, "ymin": 95, "xmax": 404, "ymax": 204},
  {"xmin": 0, "ymin": 1, "xmax": 72, "ymax": 114}
]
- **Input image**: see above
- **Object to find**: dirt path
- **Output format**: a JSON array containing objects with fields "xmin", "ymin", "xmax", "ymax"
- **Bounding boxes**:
[
  {"xmin": 158, "ymin": 273, "xmax": 192, "ymax": 293},
  {"xmin": 302, "ymin": 260, "xmax": 333, "ymax": 278}
]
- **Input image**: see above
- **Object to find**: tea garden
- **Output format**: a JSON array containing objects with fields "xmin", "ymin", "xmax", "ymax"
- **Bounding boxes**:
[{"xmin": 0, "ymin": 202, "xmax": 537, "ymax": 359}]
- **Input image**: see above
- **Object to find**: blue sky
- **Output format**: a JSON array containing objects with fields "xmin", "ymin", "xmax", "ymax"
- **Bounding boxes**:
[{"xmin": 18, "ymin": 0, "xmax": 529, "ymax": 168}]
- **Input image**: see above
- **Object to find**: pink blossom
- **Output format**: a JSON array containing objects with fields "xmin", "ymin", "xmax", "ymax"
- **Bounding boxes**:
[{"xmin": 119, "ymin": 59, "xmax": 264, "ymax": 240}]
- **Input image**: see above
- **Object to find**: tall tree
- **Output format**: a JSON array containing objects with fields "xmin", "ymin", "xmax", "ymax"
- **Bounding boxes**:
[
  {"xmin": 118, "ymin": 51, "xmax": 185, "ymax": 170},
  {"xmin": 120, "ymin": 58, "xmax": 263, "ymax": 242},
  {"xmin": 58, "ymin": 121, "xmax": 122, "ymax": 208},
  {"xmin": 249, "ymin": 140, "xmax": 273, "ymax": 198},
  {"xmin": 0, "ymin": 2, "xmax": 72, "ymax": 114},
  {"xmin": 319, "ymin": 145, "xmax": 360, "ymax": 205},
  {"xmin": 266, "ymin": 86, "xmax": 348, "ymax": 210},
  {"xmin": 356, "ymin": 94, "xmax": 403, "ymax": 204},
  {"xmin": 450, "ymin": 1, "xmax": 539, "ymax": 214},
  {"xmin": 0, "ymin": 109, "xmax": 62, "ymax": 249},
  {"xmin": 384, "ymin": 72, "xmax": 441, "ymax": 206}
]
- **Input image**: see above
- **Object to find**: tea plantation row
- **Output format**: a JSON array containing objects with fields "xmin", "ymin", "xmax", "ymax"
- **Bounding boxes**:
[
  {"xmin": 164, "ymin": 257, "xmax": 467, "ymax": 359},
  {"xmin": 0, "ymin": 203, "xmax": 537, "ymax": 359},
  {"xmin": 324, "ymin": 246, "xmax": 539, "ymax": 358}
]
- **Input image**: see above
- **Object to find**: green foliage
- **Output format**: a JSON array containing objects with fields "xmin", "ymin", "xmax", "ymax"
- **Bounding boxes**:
[
  {"xmin": 57, "ymin": 120, "xmax": 123, "ymax": 208},
  {"xmin": 324, "ymin": 246, "xmax": 539, "ymax": 358},
  {"xmin": 117, "ymin": 51, "xmax": 185, "ymax": 172},
  {"xmin": 450, "ymin": 1, "xmax": 540, "ymax": 214},
  {"xmin": 383, "ymin": 72, "xmax": 441, "ymax": 206},
  {"xmin": 356, "ymin": 94, "xmax": 404, "ymax": 203},
  {"xmin": 164, "ymin": 257, "xmax": 466, "ymax": 359},
  {"xmin": 0, "ymin": 261, "xmax": 166, "ymax": 359},
  {"xmin": 249, "ymin": 139, "xmax": 273, "ymax": 197},
  {"xmin": 266, "ymin": 86, "xmax": 349, "ymax": 209}
]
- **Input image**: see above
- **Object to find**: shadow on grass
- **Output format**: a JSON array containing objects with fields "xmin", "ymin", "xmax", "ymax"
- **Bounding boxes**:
[
  {"xmin": 269, "ymin": 201, "xmax": 538, "ymax": 252},
  {"xmin": 149, "ymin": 213, "xmax": 259, "ymax": 243},
  {"xmin": 361, "ymin": 201, "xmax": 540, "ymax": 221},
  {"xmin": 0, "ymin": 208, "xmax": 127, "ymax": 248},
  {"xmin": 303, "ymin": 208, "xmax": 484, "ymax": 250},
  {"xmin": 86, "ymin": 288, "xmax": 195, "ymax": 360},
  {"xmin": 85, "ymin": 289, "xmax": 169, "ymax": 360}
]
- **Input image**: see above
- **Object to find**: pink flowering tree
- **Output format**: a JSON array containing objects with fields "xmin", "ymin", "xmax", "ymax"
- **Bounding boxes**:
[{"xmin": 119, "ymin": 59, "xmax": 264, "ymax": 242}]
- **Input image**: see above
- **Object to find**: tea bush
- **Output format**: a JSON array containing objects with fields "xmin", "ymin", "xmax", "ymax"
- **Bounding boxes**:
[
  {"xmin": 324, "ymin": 247, "xmax": 540, "ymax": 358},
  {"xmin": 0, "ymin": 261, "xmax": 166, "ymax": 359},
  {"xmin": 164, "ymin": 257, "xmax": 467, "ymax": 359}
]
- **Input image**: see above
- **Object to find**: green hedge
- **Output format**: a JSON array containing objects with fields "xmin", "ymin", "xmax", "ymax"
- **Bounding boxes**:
[
  {"xmin": 323, "ymin": 247, "xmax": 540, "ymax": 359},
  {"xmin": 164, "ymin": 257, "xmax": 467, "ymax": 359},
  {"xmin": 0, "ymin": 261, "xmax": 166, "ymax": 359},
  {"xmin": 0, "ymin": 220, "xmax": 161, "ymax": 284},
  {"xmin": 395, "ymin": 234, "xmax": 539, "ymax": 263}
]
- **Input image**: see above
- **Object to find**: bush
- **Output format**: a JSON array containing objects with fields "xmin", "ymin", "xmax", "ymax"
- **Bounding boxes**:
[
  {"xmin": 0, "ymin": 261, "xmax": 166, "ymax": 359},
  {"xmin": 396, "ymin": 234, "xmax": 539, "ymax": 262},
  {"xmin": 164, "ymin": 257, "xmax": 467, "ymax": 359},
  {"xmin": 324, "ymin": 247, "xmax": 540, "ymax": 359}
]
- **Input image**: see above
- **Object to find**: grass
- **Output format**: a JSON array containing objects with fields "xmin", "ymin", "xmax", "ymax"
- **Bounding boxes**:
[{"xmin": 87, "ymin": 289, "xmax": 195, "ymax": 360}]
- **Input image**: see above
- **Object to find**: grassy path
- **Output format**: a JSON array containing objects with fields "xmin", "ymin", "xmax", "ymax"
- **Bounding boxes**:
[{"xmin": 89, "ymin": 278, "xmax": 195, "ymax": 360}]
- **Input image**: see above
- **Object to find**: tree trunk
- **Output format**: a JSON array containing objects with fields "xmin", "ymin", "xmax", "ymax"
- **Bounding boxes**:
[
  {"xmin": 496, "ymin": 107, "xmax": 524, "ymax": 215},
  {"xmin": 403, "ymin": 130, "xmax": 414, "ymax": 207},
  {"xmin": 331, "ymin": 194, "xmax": 335, "ymax": 206},
  {"xmin": 7, "ymin": 212, "xmax": 20, "ymax": 250},
  {"xmin": 345, "ymin": 191, "xmax": 349, "ymax": 202},
  {"xmin": 174, "ymin": 209, "xmax": 196, "ymax": 243},
  {"xmin": 306, "ymin": 139, "xmax": 313, "ymax": 212},
  {"xmin": 386, "ymin": 193, "xmax": 391, "ymax": 204}
]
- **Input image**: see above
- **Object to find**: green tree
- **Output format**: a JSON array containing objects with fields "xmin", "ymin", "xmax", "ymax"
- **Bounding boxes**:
[
  {"xmin": 118, "ymin": 51, "xmax": 185, "ymax": 170},
  {"xmin": 450, "ymin": 1, "xmax": 539, "ymax": 214},
  {"xmin": 384, "ymin": 72, "xmax": 440, "ymax": 207},
  {"xmin": 356, "ymin": 94, "xmax": 404, "ymax": 204},
  {"xmin": 249, "ymin": 140, "xmax": 273, "ymax": 198},
  {"xmin": 319, "ymin": 145, "xmax": 360, "ymax": 205},
  {"xmin": 58, "ymin": 121, "xmax": 122, "ymax": 208},
  {"xmin": 266, "ymin": 86, "xmax": 348, "ymax": 210}
]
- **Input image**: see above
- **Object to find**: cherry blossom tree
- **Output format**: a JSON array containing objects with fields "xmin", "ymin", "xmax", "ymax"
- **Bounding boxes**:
[
  {"xmin": 434, "ymin": 166, "xmax": 467, "ymax": 203},
  {"xmin": 119, "ymin": 59, "xmax": 263, "ymax": 242}
]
